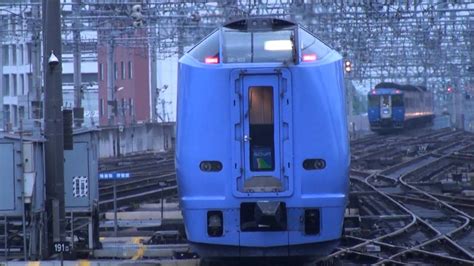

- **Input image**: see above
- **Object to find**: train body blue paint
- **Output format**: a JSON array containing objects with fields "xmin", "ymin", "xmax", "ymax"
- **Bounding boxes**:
[
  {"xmin": 368, "ymin": 82, "xmax": 434, "ymax": 132},
  {"xmin": 176, "ymin": 18, "xmax": 349, "ymax": 258}
]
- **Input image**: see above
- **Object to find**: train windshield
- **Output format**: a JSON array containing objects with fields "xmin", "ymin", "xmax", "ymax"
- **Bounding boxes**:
[
  {"xmin": 222, "ymin": 29, "xmax": 294, "ymax": 63},
  {"xmin": 188, "ymin": 30, "xmax": 220, "ymax": 63},
  {"xmin": 299, "ymin": 28, "xmax": 331, "ymax": 60},
  {"xmin": 391, "ymin": 95, "xmax": 403, "ymax": 107},
  {"xmin": 368, "ymin": 95, "xmax": 379, "ymax": 107}
]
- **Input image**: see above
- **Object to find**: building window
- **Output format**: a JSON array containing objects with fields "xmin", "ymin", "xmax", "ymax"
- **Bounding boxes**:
[
  {"xmin": 99, "ymin": 63, "xmax": 103, "ymax": 81},
  {"xmin": 2, "ymin": 75, "xmax": 9, "ymax": 96},
  {"xmin": 2, "ymin": 45, "xmax": 9, "ymax": 65},
  {"xmin": 10, "ymin": 16, "xmax": 15, "ymax": 32},
  {"xmin": 19, "ymin": 106, "xmax": 24, "ymax": 120},
  {"xmin": 114, "ymin": 62, "xmax": 118, "ymax": 80},
  {"xmin": 12, "ymin": 74, "xmax": 17, "ymax": 96},
  {"xmin": 128, "ymin": 61, "xmax": 133, "ymax": 79},
  {"xmin": 129, "ymin": 98, "xmax": 133, "ymax": 116},
  {"xmin": 27, "ymin": 43, "xmax": 32, "ymax": 64},
  {"xmin": 121, "ymin": 61, "xmax": 125, "ymax": 80},
  {"xmin": 121, "ymin": 98, "xmax": 125, "ymax": 117},
  {"xmin": 19, "ymin": 44, "xmax": 23, "ymax": 65},
  {"xmin": 100, "ymin": 98, "xmax": 104, "ymax": 116},
  {"xmin": 28, "ymin": 73, "xmax": 33, "ymax": 91},
  {"xmin": 12, "ymin": 106, "xmax": 17, "ymax": 127},
  {"xmin": 3, "ymin": 105, "xmax": 10, "ymax": 124},
  {"xmin": 20, "ymin": 74, "xmax": 24, "ymax": 95},
  {"xmin": 11, "ymin": 45, "xmax": 16, "ymax": 65}
]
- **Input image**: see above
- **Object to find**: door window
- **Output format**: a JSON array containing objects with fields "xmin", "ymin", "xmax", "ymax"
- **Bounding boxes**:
[
  {"xmin": 248, "ymin": 86, "xmax": 274, "ymax": 171},
  {"xmin": 381, "ymin": 95, "xmax": 390, "ymax": 107}
]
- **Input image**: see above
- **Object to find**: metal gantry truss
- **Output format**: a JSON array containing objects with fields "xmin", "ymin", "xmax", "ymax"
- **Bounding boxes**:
[{"xmin": 0, "ymin": 0, "xmax": 473, "ymax": 91}]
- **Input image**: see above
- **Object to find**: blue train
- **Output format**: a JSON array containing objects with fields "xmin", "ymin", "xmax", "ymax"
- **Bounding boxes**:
[
  {"xmin": 368, "ymin": 82, "xmax": 434, "ymax": 132},
  {"xmin": 176, "ymin": 18, "xmax": 349, "ymax": 258}
]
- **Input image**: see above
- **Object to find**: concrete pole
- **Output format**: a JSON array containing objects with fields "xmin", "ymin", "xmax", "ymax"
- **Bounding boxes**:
[
  {"xmin": 455, "ymin": 91, "xmax": 464, "ymax": 129},
  {"xmin": 31, "ymin": 1, "xmax": 42, "ymax": 123},
  {"xmin": 150, "ymin": 30, "xmax": 157, "ymax": 122},
  {"xmin": 42, "ymin": 0, "xmax": 66, "ymax": 257},
  {"xmin": 0, "ymin": 20, "xmax": 4, "ymax": 130},
  {"xmin": 107, "ymin": 38, "xmax": 115, "ymax": 126},
  {"xmin": 345, "ymin": 78, "xmax": 354, "ymax": 137},
  {"xmin": 161, "ymin": 99, "xmax": 167, "ymax": 122},
  {"xmin": 177, "ymin": 2, "xmax": 185, "ymax": 58},
  {"xmin": 72, "ymin": 0, "xmax": 83, "ymax": 128}
]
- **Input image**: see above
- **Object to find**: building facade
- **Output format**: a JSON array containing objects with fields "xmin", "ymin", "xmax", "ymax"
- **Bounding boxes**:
[
  {"xmin": 97, "ymin": 31, "xmax": 151, "ymax": 127},
  {"xmin": 0, "ymin": 1, "xmax": 99, "ymax": 132}
]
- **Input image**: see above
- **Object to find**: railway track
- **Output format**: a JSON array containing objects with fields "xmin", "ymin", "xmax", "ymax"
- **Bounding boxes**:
[
  {"xmin": 95, "ymin": 129, "xmax": 474, "ymax": 264},
  {"xmin": 317, "ymin": 129, "xmax": 474, "ymax": 265},
  {"xmin": 98, "ymin": 151, "xmax": 176, "ymax": 211}
]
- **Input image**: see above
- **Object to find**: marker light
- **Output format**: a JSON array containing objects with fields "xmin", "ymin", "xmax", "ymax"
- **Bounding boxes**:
[
  {"xmin": 395, "ymin": 90, "xmax": 401, "ymax": 94},
  {"xmin": 302, "ymin": 54, "xmax": 317, "ymax": 62},
  {"xmin": 205, "ymin": 56, "xmax": 219, "ymax": 64},
  {"xmin": 264, "ymin": 40, "xmax": 293, "ymax": 51},
  {"xmin": 207, "ymin": 211, "xmax": 223, "ymax": 237}
]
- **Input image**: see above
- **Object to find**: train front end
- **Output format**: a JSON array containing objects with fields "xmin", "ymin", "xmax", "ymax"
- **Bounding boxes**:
[
  {"xmin": 368, "ymin": 88, "xmax": 405, "ymax": 131},
  {"xmin": 176, "ymin": 18, "xmax": 349, "ymax": 258}
]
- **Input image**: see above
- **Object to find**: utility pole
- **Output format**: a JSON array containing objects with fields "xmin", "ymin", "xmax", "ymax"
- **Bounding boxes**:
[
  {"xmin": 73, "ymin": 0, "xmax": 83, "ymax": 128},
  {"xmin": 0, "ymin": 19, "xmax": 4, "ymax": 130},
  {"xmin": 107, "ymin": 38, "xmax": 115, "ymax": 126},
  {"xmin": 106, "ymin": 35, "xmax": 120, "ymax": 156},
  {"xmin": 150, "ymin": 30, "xmax": 158, "ymax": 122},
  {"xmin": 454, "ymin": 89, "xmax": 464, "ymax": 130},
  {"xmin": 344, "ymin": 59, "xmax": 354, "ymax": 137},
  {"xmin": 42, "ymin": 0, "xmax": 66, "ymax": 257},
  {"xmin": 177, "ymin": 1, "xmax": 185, "ymax": 58},
  {"xmin": 31, "ymin": 0, "xmax": 42, "ymax": 132},
  {"xmin": 161, "ymin": 99, "xmax": 166, "ymax": 122}
]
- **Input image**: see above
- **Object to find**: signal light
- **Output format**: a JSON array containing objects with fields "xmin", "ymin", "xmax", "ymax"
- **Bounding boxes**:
[
  {"xmin": 447, "ymin": 87, "xmax": 453, "ymax": 93},
  {"xmin": 344, "ymin": 60, "xmax": 352, "ymax": 73},
  {"xmin": 302, "ymin": 54, "xmax": 317, "ymax": 62},
  {"xmin": 205, "ymin": 56, "xmax": 219, "ymax": 64},
  {"xmin": 131, "ymin": 4, "xmax": 144, "ymax": 27}
]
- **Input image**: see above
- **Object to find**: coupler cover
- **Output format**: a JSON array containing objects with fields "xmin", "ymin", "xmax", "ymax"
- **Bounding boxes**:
[{"xmin": 240, "ymin": 201, "xmax": 287, "ymax": 231}]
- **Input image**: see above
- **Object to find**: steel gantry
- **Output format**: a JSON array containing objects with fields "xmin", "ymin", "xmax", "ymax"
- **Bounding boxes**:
[{"xmin": 1, "ymin": 0, "xmax": 472, "ymax": 89}]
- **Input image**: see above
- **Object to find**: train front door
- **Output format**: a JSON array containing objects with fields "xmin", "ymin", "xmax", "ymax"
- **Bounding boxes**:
[
  {"xmin": 241, "ymin": 74, "xmax": 281, "ymax": 193},
  {"xmin": 380, "ymin": 94, "xmax": 392, "ymax": 119},
  {"xmin": 231, "ymin": 69, "xmax": 293, "ymax": 197}
]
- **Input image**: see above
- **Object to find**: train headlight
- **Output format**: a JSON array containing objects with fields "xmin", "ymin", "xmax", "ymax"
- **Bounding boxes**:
[
  {"xmin": 199, "ymin": 161, "xmax": 223, "ymax": 172},
  {"xmin": 200, "ymin": 162, "xmax": 212, "ymax": 171},
  {"xmin": 303, "ymin": 159, "xmax": 326, "ymax": 170},
  {"xmin": 207, "ymin": 211, "xmax": 223, "ymax": 237}
]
